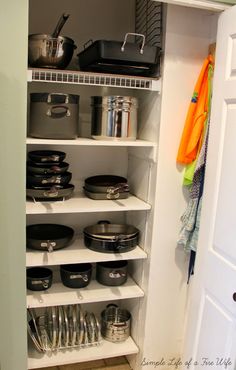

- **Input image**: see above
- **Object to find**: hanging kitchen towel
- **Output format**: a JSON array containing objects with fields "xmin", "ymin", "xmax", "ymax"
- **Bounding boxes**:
[{"xmin": 176, "ymin": 55, "xmax": 213, "ymax": 165}]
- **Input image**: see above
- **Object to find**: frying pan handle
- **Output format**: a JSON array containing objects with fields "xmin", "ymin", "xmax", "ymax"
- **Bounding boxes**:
[
  {"xmin": 46, "ymin": 106, "xmax": 71, "ymax": 118},
  {"xmin": 107, "ymin": 183, "xmax": 130, "ymax": 198},
  {"xmin": 40, "ymin": 155, "xmax": 60, "ymax": 162},
  {"xmin": 50, "ymin": 166, "xmax": 62, "ymax": 173},
  {"xmin": 121, "ymin": 33, "xmax": 146, "ymax": 55},
  {"xmin": 40, "ymin": 241, "xmax": 56, "ymax": 252},
  {"xmin": 43, "ymin": 186, "xmax": 59, "ymax": 198}
]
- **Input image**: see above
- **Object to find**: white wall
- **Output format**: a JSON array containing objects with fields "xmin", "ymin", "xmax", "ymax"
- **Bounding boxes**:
[
  {"xmin": 0, "ymin": 1, "xmax": 28, "ymax": 370},
  {"xmin": 141, "ymin": 4, "xmax": 215, "ymax": 369}
]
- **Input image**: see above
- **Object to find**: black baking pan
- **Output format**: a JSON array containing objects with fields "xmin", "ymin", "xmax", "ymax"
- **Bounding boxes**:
[
  {"xmin": 83, "ymin": 187, "xmax": 129, "ymax": 200},
  {"xmin": 84, "ymin": 175, "xmax": 129, "ymax": 193},
  {"xmin": 83, "ymin": 221, "xmax": 139, "ymax": 253},
  {"xmin": 26, "ymin": 184, "xmax": 74, "ymax": 200},
  {"xmin": 27, "ymin": 171, "xmax": 72, "ymax": 186},
  {"xmin": 27, "ymin": 267, "xmax": 53, "ymax": 291},
  {"xmin": 96, "ymin": 260, "xmax": 128, "ymax": 286},
  {"xmin": 28, "ymin": 150, "xmax": 66, "ymax": 163},
  {"xmin": 27, "ymin": 161, "xmax": 69, "ymax": 175},
  {"xmin": 60, "ymin": 263, "xmax": 92, "ymax": 288},
  {"xmin": 77, "ymin": 33, "xmax": 161, "ymax": 77},
  {"xmin": 26, "ymin": 224, "xmax": 74, "ymax": 252}
]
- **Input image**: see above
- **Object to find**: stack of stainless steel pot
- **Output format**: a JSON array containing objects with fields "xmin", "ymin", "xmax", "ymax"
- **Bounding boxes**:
[{"xmin": 91, "ymin": 96, "xmax": 138, "ymax": 140}]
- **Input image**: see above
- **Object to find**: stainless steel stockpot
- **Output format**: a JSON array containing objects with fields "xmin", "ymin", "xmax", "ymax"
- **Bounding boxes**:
[
  {"xmin": 91, "ymin": 96, "xmax": 138, "ymax": 140},
  {"xmin": 101, "ymin": 304, "xmax": 131, "ymax": 342}
]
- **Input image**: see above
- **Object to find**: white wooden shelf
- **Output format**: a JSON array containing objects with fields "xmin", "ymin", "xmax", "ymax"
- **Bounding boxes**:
[
  {"xmin": 26, "ymin": 137, "xmax": 157, "ymax": 147},
  {"xmin": 28, "ymin": 336, "xmax": 139, "ymax": 369},
  {"xmin": 26, "ymin": 193, "xmax": 151, "ymax": 215},
  {"xmin": 28, "ymin": 68, "xmax": 161, "ymax": 92},
  {"xmin": 26, "ymin": 240, "xmax": 147, "ymax": 267},
  {"xmin": 26, "ymin": 276, "xmax": 144, "ymax": 308},
  {"xmin": 156, "ymin": 0, "xmax": 231, "ymax": 11}
]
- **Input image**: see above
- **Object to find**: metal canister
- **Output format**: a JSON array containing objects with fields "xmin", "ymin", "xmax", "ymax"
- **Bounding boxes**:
[
  {"xmin": 91, "ymin": 96, "xmax": 138, "ymax": 140},
  {"xmin": 101, "ymin": 304, "xmax": 131, "ymax": 342}
]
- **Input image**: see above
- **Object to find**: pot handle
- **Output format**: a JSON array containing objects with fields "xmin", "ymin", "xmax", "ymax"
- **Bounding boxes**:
[
  {"xmin": 40, "ymin": 155, "xmax": 60, "ymax": 162},
  {"xmin": 42, "ymin": 280, "xmax": 49, "ymax": 289},
  {"xmin": 83, "ymin": 39, "xmax": 93, "ymax": 49},
  {"xmin": 109, "ymin": 270, "xmax": 126, "ymax": 278},
  {"xmin": 47, "ymin": 93, "xmax": 69, "ymax": 104},
  {"xmin": 47, "ymin": 106, "xmax": 71, "ymax": 118},
  {"xmin": 121, "ymin": 33, "xmax": 146, "ymax": 55},
  {"xmin": 107, "ymin": 183, "xmax": 129, "ymax": 195},
  {"xmin": 97, "ymin": 220, "xmax": 111, "ymax": 225},
  {"xmin": 49, "ymin": 166, "xmax": 62, "ymax": 174},
  {"xmin": 43, "ymin": 186, "xmax": 59, "ymax": 198},
  {"xmin": 42, "ymin": 175, "xmax": 62, "ymax": 184},
  {"xmin": 40, "ymin": 241, "xmax": 57, "ymax": 252}
]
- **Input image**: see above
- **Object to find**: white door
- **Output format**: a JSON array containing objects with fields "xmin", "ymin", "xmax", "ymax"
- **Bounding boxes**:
[{"xmin": 183, "ymin": 5, "xmax": 236, "ymax": 370}]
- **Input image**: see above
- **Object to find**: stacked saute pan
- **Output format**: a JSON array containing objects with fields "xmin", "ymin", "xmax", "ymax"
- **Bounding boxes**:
[
  {"xmin": 84, "ymin": 175, "xmax": 130, "ymax": 200},
  {"xmin": 26, "ymin": 150, "xmax": 74, "ymax": 201}
]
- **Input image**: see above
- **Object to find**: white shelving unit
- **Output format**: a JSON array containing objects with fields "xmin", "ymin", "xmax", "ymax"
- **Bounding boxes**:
[
  {"xmin": 27, "ymin": 277, "xmax": 144, "ymax": 308},
  {"xmin": 26, "ymin": 2, "xmax": 161, "ymax": 368},
  {"xmin": 156, "ymin": 0, "xmax": 231, "ymax": 11},
  {"xmin": 26, "ymin": 193, "xmax": 151, "ymax": 215},
  {"xmin": 26, "ymin": 242, "xmax": 147, "ymax": 267},
  {"xmin": 28, "ymin": 337, "xmax": 139, "ymax": 369},
  {"xmin": 26, "ymin": 137, "xmax": 157, "ymax": 147},
  {"xmin": 27, "ymin": 68, "xmax": 162, "ymax": 92}
]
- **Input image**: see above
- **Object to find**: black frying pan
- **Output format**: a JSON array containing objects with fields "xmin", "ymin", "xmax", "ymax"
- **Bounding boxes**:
[
  {"xmin": 27, "ymin": 171, "xmax": 72, "ymax": 186},
  {"xmin": 27, "ymin": 161, "xmax": 69, "ymax": 174},
  {"xmin": 27, "ymin": 224, "xmax": 74, "ymax": 252},
  {"xmin": 84, "ymin": 175, "xmax": 129, "ymax": 194},
  {"xmin": 28, "ymin": 150, "xmax": 66, "ymax": 163},
  {"xmin": 26, "ymin": 184, "xmax": 74, "ymax": 200}
]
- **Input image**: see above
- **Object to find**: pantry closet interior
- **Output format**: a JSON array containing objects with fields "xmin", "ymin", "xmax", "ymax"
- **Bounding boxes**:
[{"xmin": 0, "ymin": 0, "xmax": 229, "ymax": 369}]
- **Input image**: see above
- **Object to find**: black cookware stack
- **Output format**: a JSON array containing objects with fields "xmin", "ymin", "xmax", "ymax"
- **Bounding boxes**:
[{"xmin": 26, "ymin": 150, "xmax": 74, "ymax": 201}]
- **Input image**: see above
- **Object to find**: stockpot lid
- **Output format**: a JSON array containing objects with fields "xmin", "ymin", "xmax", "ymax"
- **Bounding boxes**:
[
  {"xmin": 91, "ymin": 95, "xmax": 138, "ymax": 108},
  {"xmin": 30, "ymin": 93, "xmax": 79, "ymax": 104}
]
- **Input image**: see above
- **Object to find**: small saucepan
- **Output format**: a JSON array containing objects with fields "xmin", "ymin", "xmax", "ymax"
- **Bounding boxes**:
[
  {"xmin": 28, "ymin": 13, "xmax": 76, "ymax": 69},
  {"xmin": 60, "ymin": 263, "xmax": 92, "ymax": 288},
  {"xmin": 27, "ymin": 267, "xmax": 53, "ymax": 291},
  {"xmin": 27, "ymin": 161, "xmax": 69, "ymax": 175},
  {"xmin": 26, "ymin": 224, "xmax": 74, "ymax": 252},
  {"xmin": 28, "ymin": 150, "xmax": 66, "ymax": 163},
  {"xmin": 96, "ymin": 260, "xmax": 128, "ymax": 286}
]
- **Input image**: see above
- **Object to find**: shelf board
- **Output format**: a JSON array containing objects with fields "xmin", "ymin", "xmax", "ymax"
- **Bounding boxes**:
[
  {"xmin": 26, "ymin": 137, "xmax": 157, "ymax": 147},
  {"xmin": 155, "ymin": 0, "xmax": 231, "ymax": 11},
  {"xmin": 26, "ymin": 193, "xmax": 151, "ymax": 215},
  {"xmin": 28, "ymin": 336, "xmax": 138, "ymax": 369},
  {"xmin": 27, "ymin": 68, "xmax": 161, "ymax": 92},
  {"xmin": 26, "ymin": 241, "xmax": 147, "ymax": 267},
  {"xmin": 26, "ymin": 276, "xmax": 144, "ymax": 308}
]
